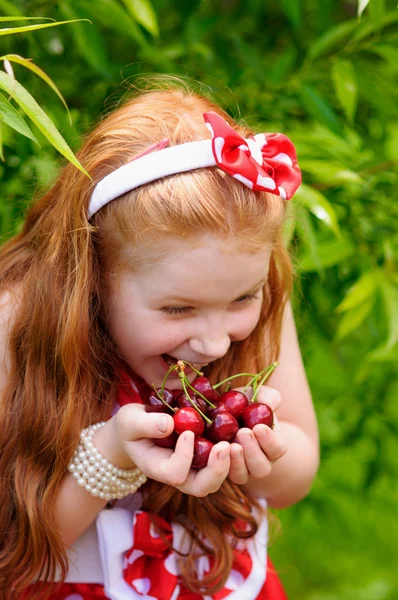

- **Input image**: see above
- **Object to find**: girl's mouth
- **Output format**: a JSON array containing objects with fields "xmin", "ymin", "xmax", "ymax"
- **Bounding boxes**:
[{"xmin": 161, "ymin": 353, "xmax": 208, "ymax": 373}]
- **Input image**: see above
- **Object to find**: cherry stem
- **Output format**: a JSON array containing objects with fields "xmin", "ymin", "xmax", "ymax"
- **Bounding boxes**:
[
  {"xmin": 160, "ymin": 363, "xmax": 179, "ymax": 397},
  {"xmin": 251, "ymin": 362, "xmax": 279, "ymax": 403},
  {"xmin": 243, "ymin": 363, "xmax": 277, "ymax": 393},
  {"xmin": 179, "ymin": 360, "xmax": 204, "ymax": 377},
  {"xmin": 179, "ymin": 373, "xmax": 212, "ymax": 425},
  {"xmin": 184, "ymin": 379, "xmax": 216, "ymax": 409},
  {"xmin": 152, "ymin": 385, "xmax": 176, "ymax": 412},
  {"xmin": 213, "ymin": 372, "xmax": 257, "ymax": 390}
]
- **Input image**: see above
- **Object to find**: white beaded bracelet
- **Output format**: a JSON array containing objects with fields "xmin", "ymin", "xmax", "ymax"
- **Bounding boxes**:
[{"xmin": 67, "ymin": 422, "xmax": 147, "ymax": 501}]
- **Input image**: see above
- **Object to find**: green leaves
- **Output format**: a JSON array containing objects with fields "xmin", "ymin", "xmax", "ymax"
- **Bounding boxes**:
[
  {"xmin": 294, "ymin": 184, "xmax": 341, "ymax": 237},
  {"xmin": 300, "ymin": 84, "xmax": 342, "ymax": 135},
  {"xmin": 358, "ymin": 0, "xmax": 371, "ymax": 18},
  {"xmin": 331, "ymin": 59, "xmax": 358, "ymax": 123},
  {"xmin": 121, "ymin": 0, "xmax": 159, "ymax": 37},
  {"xmin": 0, "ymin": 92, "xmax": 38, "ymax": 143},
  {"xmin": 0, "ymin": 71, "xmax": 88, "ymax": 176}
]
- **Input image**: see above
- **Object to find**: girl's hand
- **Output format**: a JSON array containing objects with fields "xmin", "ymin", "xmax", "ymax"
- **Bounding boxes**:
[
  {"xmin": 228, "ymin": 386, "xmax": 288, "ymax": 485},
  {"xmin": 115, "ymin": 404, "xmax": 231, "ymax": 497}
]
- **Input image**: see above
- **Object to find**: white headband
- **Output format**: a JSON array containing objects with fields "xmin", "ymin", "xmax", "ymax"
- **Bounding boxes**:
[
  {"xmin": 87, "ymin": 111, "xmax": 302, "ymax": 219},
  {"xmin": 88, "ymin": 140, "xmax": 215, "ymax": 219}
]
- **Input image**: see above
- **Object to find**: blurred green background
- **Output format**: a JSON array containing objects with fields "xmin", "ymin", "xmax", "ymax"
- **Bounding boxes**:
[{"xmin": 1, "ymin": 1, "xmax": 398, "ymax": 598}]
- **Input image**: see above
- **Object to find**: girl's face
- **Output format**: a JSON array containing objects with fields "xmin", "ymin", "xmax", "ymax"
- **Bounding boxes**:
[{"xmin": 105, "ymin": 236, "xmax": 271, "ymax": 389}]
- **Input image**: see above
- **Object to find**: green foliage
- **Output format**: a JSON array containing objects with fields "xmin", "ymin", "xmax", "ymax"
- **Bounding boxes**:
[{"xmin": 1, "ymin": 0, "xmax": 397, "ymax": 597}]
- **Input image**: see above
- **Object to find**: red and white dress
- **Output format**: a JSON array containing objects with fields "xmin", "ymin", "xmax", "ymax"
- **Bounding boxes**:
[{"xmin": 22, "ymin": 371, "xmax": 287, "ymax": 600}]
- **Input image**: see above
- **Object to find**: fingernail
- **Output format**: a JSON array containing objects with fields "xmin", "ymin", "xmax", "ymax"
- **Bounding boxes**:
[
  {"xmin": 157, "ymin": 416, "xmax": 169, "ymax": 433},
  {"xmin": 239, "ymin": 431, "xmax": 253, "ymax": 446},
  {"xmin": 218, "ymin": 449, "xmax": 229, "ymax": 460}
]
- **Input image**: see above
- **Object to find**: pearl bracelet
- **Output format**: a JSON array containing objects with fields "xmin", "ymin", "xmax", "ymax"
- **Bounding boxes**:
[{"xmin": 67, "ymin": 422, "xmax": 147, "ymax": 501}]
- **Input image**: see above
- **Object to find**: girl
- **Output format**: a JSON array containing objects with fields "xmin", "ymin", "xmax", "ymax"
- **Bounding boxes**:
[{"xmin": 0, "ymin": 82, "xmax": 319, "ymax": 600}]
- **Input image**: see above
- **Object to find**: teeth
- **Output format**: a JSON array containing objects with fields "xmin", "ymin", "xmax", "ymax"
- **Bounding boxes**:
[{"xmin": 162, "ymin": 354, "xmax": 208, "ymax": 369}]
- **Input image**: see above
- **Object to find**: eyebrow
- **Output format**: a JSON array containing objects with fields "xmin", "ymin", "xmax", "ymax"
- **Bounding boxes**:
[{"xmin": 160, "ymin": 278, "xmax": 268, "ymax": 304}]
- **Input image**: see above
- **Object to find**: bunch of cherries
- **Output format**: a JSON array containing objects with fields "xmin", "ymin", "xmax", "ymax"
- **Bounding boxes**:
[{"xmin": 145, "ymin": 360, "xmax": 277, "ymax": 470}]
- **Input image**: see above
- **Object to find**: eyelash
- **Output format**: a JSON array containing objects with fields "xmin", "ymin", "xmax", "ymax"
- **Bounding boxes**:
[{"xmin": 160, "ymin": 293, "xmax": 259, "ymax": 315}]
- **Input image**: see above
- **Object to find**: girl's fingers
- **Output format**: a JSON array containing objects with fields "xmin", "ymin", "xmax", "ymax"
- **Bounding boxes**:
[
  {"xmin": 236, "ymin": 428, "xmax": 272, "ymax": 479},
  {"xmin": 228, "ymin": 442, "xmax": 249, "ymax": 485},
  {"xmin": 178, "ymin": 442, "xmax": 231, "ymax": 496},
  {"xmin": 255, "ymin": 386, "xmax": 282, "ymax": 412},
  {"xmin": 252, "ymin": 424, "xmax": 288, "ymax": 462},
  {"xmin": 116, "ymin": 404, "xmax": 175, "ymax": 441}
]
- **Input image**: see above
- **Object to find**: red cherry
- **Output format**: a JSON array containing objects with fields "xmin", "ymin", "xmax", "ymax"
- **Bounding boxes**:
[
  {"xmin": 145, "ymin": 388, "xmax": 174, "ymax": 414},
  {"xmin": 191, "ymin": 376, "xmax": 219, "ymax": 403},
  {"xmin": 154, "ymin": 431, "xmax": 178, "ymax": 448},
  {"xmin": 173, "ymin": 407, "xmax": 204, "ymax": 437},
  {"xmin": 207, "ymin": 412, "xmax": 239, "ymax": 442},
  {"xmin": 176, "ymin": 390, "xmax": 207, "ymax": 414},
  {"xmin": 219, "ymin": 390, "xmax": 248, "ymax": 419},
  {"xmin": 191, "ymin": 437, "xmax": 214, "ymax": 469},
  {"xmin": 241, "ymin": 403, "xmax": 274, "ymax": 430},
  {"xmin": 207, "ymin": 402, "xmax": 228, "ymax": 420}
]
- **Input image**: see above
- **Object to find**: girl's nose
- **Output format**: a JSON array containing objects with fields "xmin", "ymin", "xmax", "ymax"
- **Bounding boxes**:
[{"xmin": 188, "ymin": 329, "xmax": 231, "ymax": 362}]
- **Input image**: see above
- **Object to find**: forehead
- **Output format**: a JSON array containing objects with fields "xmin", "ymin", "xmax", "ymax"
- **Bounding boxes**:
[{"xmin": 121, "ymin": 236, "xmax": 271, "ymax": 302}]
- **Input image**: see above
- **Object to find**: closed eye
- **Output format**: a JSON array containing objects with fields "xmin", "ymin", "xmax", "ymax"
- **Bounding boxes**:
[
  {"xmin": 234, "ymin": 293, "xmax": 259, "ymax": 303},
  {"xmin": 161, "ymin": 293, "xmax": 260, "ymax": 315},
  {"xmin": 160, "ymin": 305, "xmax": 194, "ymax": 315}
]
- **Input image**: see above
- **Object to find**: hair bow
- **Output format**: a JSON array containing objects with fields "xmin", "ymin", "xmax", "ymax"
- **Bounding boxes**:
[{"xmin": 203, "ymin": 112, "xmax": 301, "ymax": 200}]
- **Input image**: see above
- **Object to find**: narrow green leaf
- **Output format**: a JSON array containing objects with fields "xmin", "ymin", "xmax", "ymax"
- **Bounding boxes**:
[
  {"xmin": 370, "ymin": 44, "xmax": 398, "ymax": 69},
  {"xmin": 368, "ymin": 0, "xmax": 386, "ymax": 27},
  {"xmin": 0, "ymin": 91, "xmax": 38, "ymax": 142},
  {"xmin": 0, "ymin": 1, "xmax": 23, "ymax": 15},
  {"xmin": 331, "ymin": 59, "xmax": 358, "ymax": 122},
  {"xmin": 298, "ymin": 238, "xmax": 354, "ymax": 273},
  {"xmin": 295, "ymin": 210, "xmax": 323, "ymax": 273},
  {"xmin": 0, "ymin": 71, "xmax": 89, "ymax": 177},
  {"xmin": 77, "ymin": 0, "xmax": 146, "ymax": 46},
  {"xmin": 298, "ymin": 160, "xmax": 362, "ymax": 185},
  {"xmin": 121, "ymin": 0, "xmax": 159, "ymax": 37},
  {"xmin": 300, "ymin": 84, "xmax": 342, "ymax": 135},
  {"xmin": 307, "ymin": 20, "xmax": 358, "ymax": 61},
  {"xmin": 336, "ymin": 297, "xmax": 374, "ymax": 340},
  {"xmin": 294, "ymin": 184, "xmax": 340, "ymax": 237},
  {"xmin": 353, "ymin": 10, "xmax": 398, "ymax": 43},
  {"xmin": 0, "ymin": 121, "xmax": 4, "ymax": 161},
  {"xmin": 381, "ymin": 281, "xmax": 398, "ymax": 349},
  {"xmin": 358, "ymin": 0, "xmax": 371, "ymax": 17},
  {"xmin": 336, "ymin": 271, "xmax": 379, "ymax": 313},
  {"xmin": 0, "ymin": 16, "xmax": 51, "ymax": 21},
  {"xmin": 0, "ymin": 19, "xmax": 89, "ymax": 36},
  {"xmin": 281, "ymin": 0, "xmax": 302, "ymax": 28},
  {"xmin": 59, "ymin": 3, "xmax": 112, "ymax": 76},
  {"xmin": 0, "ymin": 54, "xmax": 70, "ymax": 120}
]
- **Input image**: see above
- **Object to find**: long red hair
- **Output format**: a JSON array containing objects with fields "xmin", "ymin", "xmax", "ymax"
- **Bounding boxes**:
[{"xmin": 0, "ymin": 80, "xmax": 293, "ymax": 598}]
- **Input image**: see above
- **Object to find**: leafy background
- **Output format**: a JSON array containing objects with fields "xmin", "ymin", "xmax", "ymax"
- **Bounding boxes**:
[{"xmin": 1, "ymin": 0, "xmax": 397, "ymax": 598}]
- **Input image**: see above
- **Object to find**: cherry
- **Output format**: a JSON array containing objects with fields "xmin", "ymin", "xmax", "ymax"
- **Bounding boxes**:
[
  {"xmin": 191, "ymin": 376, "xmax": 219, "ymax": 403},
  {"xmin": 154, "ymin": 431, "xmax": 178, "ymax": 448},
  {"xmin": 145, "ymin": 388, "xmax": 174, "ymax": 414},
  {"xmin": 219, "ymin": 390, "xmax": 248, "ymax": 419},
  {"xmin": 207, "ymin": 402, "xmax": 228, "ymax": 420},
  {"xmin": 191, "ymin": 437, "xmax": 214, "ymax": 469},
  {"xmin": 173, "ymin": 407, "xmax": 204, "ymax": 437},
  {"xmin": 176, "ymin": 390, "xmax": 207, "ymax": 414},
  {"xmin": 241, "ymin": 403, "xmax": 274, "ymax": 430},
  {"xmin": 207, "ymin": 412, "xmax": 239, "ymax": 442}
]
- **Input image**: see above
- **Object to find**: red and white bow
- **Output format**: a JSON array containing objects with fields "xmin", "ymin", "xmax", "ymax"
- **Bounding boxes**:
[
  {"xmin": 123, "ymin": 511, "xmax": 255, "ymax": 600},
  {"xmin": 203, "ymin": 112, "xmax": 301, "ymax": 200}
]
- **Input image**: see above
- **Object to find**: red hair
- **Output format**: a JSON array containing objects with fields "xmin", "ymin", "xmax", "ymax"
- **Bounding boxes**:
[{"xmin": 0, "ymin": 81, "xmax": 292, "ymax": 598}]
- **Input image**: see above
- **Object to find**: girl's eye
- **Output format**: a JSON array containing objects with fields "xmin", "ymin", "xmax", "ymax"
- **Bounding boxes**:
[
  {"xmin": 234, "ymin": 293, "xmax": 259, "ymax": 304},
  {"xmin": 160, "ymin": 306, "xmax": 193, "ymax": 315}
]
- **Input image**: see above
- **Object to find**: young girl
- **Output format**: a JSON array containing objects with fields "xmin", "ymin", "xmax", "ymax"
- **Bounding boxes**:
[{"xmin": 0, "ymin": 82, "xmax": 319, "ymax": 600}]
